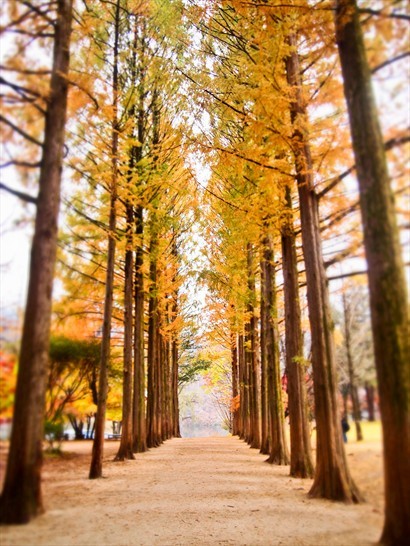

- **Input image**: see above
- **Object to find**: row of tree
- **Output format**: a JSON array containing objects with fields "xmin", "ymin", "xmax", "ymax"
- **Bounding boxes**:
[
  {"xmin": 183, "ymin": 1, "xmax": 409, "ymax": 544},
  {"xmin": 0, "ymin": 0, "xmax": 194, "ymax": 521}
]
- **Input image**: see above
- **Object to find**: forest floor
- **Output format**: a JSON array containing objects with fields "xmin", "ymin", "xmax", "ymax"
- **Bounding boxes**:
[{"xmin": 0, "ymin": 426, "xmax": 384, "ymax": 546}]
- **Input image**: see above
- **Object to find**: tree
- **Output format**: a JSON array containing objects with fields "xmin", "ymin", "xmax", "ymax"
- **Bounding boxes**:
[
  {"xmin": 285, "ymin": 30, "xmax": 362, "ymax": 503},
  {"xmin": 0, "ymin": 0, "xmax": 73, "ymax": 523},
  {"xmin": 261, "ymin": 233, "xmax": 289, "ymax": 465},
  {"xmin": 341, "ymin": 289, "xmax": 363, "ymax": 441},
  {"xmin": 47, "ymin": 336, "xmax": 100, "ymax": 426},
  {"xmin": 335, "ymin": 0, "xmax": 410, "ymax": 541},
  {"xmin": 281, "ymin": 188, "xmax": 314, "ymax": 478},
  {"xmin": 89, "ymin": 0, "xmax": 121, "ymax": 480}
]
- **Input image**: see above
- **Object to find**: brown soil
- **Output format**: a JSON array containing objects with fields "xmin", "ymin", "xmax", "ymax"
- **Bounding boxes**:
[{"xmin": 0, "ymin": 435, "xmax": 384, "ymax": 546}]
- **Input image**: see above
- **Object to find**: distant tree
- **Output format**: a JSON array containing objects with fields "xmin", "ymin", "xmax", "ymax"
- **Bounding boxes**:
[
  {"xmin": 47, "ymin": 336, "xmax": 100, "ymax": 426},
  {"xmin": 0, "ymin": 350, "xmax": 17, "ymax": 420},
  {"xmin": 178, "ymin": 330, "xmax": 211, "ymax": 391},
  {"xmin": 341, "ymin": 290, "xmax": 363, "ymax": 441}
]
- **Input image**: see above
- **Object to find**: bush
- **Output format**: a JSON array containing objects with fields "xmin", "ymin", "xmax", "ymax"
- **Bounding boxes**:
[{"xmin": 44, "ymin": 420, "xmax": 64, "ymax": 454}]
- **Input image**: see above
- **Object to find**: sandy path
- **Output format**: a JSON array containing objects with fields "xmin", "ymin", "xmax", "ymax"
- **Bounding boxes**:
[{"xmin": 0, "ymin": 436, "xmax": 383, "ymax": 546}]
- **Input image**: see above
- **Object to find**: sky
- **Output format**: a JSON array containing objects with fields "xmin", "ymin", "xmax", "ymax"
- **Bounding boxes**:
[{"xmin": 0, "ymin": 186, "xmax": 32, "ymax": 314}]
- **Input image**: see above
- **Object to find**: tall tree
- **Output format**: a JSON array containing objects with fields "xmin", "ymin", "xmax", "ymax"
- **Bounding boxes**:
[
  {"xmin": 0, "ymin": 0, "xmax": 73, "ymax": 523},
  {"xmin": 285, "ymin": 31, "xmax": 362, "ymax": 502},
  {"xmin": 114, "ymin": 200, "xmax": 135, "ymax": 461},
  {"xmin": 245, "ymin": 242, "xmax": 261, "ymax": 449},
  {"xmin": 335, "ymin": 0, "xmax": 410, "ymax": 541},
  {"xmin": 89, "ymin": 0, "xmax": 121, "ymax": 480},
  {"xmin": 281, "ymin": 188, "xmax": 314, "ymax": 478},
  {"xmin": 262, "ymin": 233, "xmax": 289, "ymax": 466},
  {"xmin": 133, "ymin": 200, "xmax": 147, "ymax": 452}
]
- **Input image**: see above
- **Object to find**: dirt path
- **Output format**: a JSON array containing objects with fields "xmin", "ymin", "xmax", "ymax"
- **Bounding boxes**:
[{"xmin": 0, "ymin": 436, "xmax": 383, "ymax": 546}]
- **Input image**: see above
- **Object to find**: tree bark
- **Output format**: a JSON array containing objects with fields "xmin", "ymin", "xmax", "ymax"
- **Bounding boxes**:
[
  {"xmin": 285, "ymin": 33, "xmax": 362, "ymax": 502},
  {"xmin": 170, "ymin": 238, "xmax": 181, "ymax": 437},
  {"xmin": 342, "ymin": 290, "xmax": 363, "ymax": 442},
  {"xmin": 89, "ymin": 0, "xmax": 120, "ymax": 480},
  {"xmin": 172, "ymin": 333, "xmax": 181, "ymax": 437},
  {"xmin": 132, "ymin": 205, "xmax": 147, "ymax": 453},
  {"xmin": 335, "ymin": 0, "xmax": 410, "ymax": 539},
  {"xmin": 259, "ymin": 252, "xmax": 270, "ymax": 455},
  {"xmin": 131, "ymin": 21, "xmax": 147, "ymax": 453},
  {"xmin": 114, "ymin": 202, "xmax": 135, "ymax": 461},
  {"xmin": 0, "ymin": 0, "xmax": 73, "ymax": 523},
  {"xmin": 146, "ymin": 225, "xmax": 161, "ymax": 448},
  {"xmin": 246, "ymin": 243, "xmax": 261, "ymax": 449},
  {"xmin": 281, "ymin": 188, "xmax": 314, "ymax": 478},
  {"xmin": 238, "ymin": 333, "xmax": 248, "ymax": 440},
  {"xmin": 261, "ymin": 234, "xmax": 289, "ymax": 465},
  {"xmin": 365, "ymin": 382, "xmax": 376, "ymax": 422},
  {"xmin": 231, "ymin": 329, "xmax": 240, "ymax": 437},
  {"xmin": 161, "ymin": 331, "xmax": 171, "ymax": 440}
]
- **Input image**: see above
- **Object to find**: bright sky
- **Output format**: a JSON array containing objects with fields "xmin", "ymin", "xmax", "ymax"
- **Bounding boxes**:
[{"xmin": 0, "ymin": 185, "xmax": 32, "ymax": 313}]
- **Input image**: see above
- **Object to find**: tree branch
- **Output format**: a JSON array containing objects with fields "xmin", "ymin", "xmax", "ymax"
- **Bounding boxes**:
[
  {"xmin": 0, "ymin": 181, "xmax": 37, "ymax": 204},
  {"xmin": 0, "ymin": 114, "xmax": 43, "ymax": 147},
  {"xmin": 318, "ymin": 133, "xmax": 410, "ymax": 199},
  {"xmin": 371, "ymin": 51, "xmax": 410, "ymax": 74}
]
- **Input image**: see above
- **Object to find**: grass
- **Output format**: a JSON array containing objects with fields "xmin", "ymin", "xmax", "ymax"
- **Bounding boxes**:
[{"xmin": 352, "ymin": 420, "xmax": 382, "ymax": 443}]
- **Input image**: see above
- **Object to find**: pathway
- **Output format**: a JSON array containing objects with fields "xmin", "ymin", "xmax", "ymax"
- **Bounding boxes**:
[{"xmin": 0, "ymin": 436, "xmax": 383, "ymax": 545}]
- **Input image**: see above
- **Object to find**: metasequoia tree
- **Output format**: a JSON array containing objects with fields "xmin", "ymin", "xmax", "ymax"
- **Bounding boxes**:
[
  {"xmin": 285, "ymin": 28, "xmax": 362, "ymax": 502},
  {"xmin": 245, "ymin": 242, "xmax": 261, "ymax": 449},
  {"xmin": 0, "ymin": 0, "xmax": 73, "ymax": 523},
  {"xmin": 261, "ymin": 232, "xmax": 289, "ymax": 465},
  {"xmin": 115, "ymin": 7, "xmax": 146, "ymax": 462},
  {"xmin": 88, "ymin": 0, "xmax": 121, "ymax": 479},
  {"xmin": 341, "ymin": 289, "xmax": 363, "ymax": 441},
  {"xmin": 281, "ymin": 188, "xmax": 314, "ymax": 478},
  {"xmin": 335, "ymin": 0, "xmax": 410, "ymax": 541}
]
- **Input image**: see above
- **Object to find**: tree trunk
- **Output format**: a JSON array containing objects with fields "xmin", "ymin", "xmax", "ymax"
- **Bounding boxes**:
[
  {"xmin": 231, "ymin": 329, "xmax": 240, "ymax": 437},
  {"xmin": 146, "ymin": 226, "xmax": 161, "ymax": 448},
  {"xmin": 161, "ymin": 331, "xmax": 171, "ymax": 440},
  {"xmin": 114, "ymin": 202, "xmax": 135, "ymax": 461},
  {"xmin": 262, "ymin": 234, "xmax": 289, "ymax": 465},
  {"xmin": 342, "ymin": 291, "xmax": 363, "ymax": 442},
  {"xmin": 132, "ymin": 205, "xmax": 147, "ymax": 453},
  {"xmin": 335, "ymin": 0, "xmax": 410, "ymax": 539},
  {"xmin": 172, "ymin": 334, "xmax": 181, "ymax": 437},
  {"xmin": 89, "ymin": 0, "xmax": 120, "ymax": 480},
  {"xmin": 170, "ymin": 239, "xmax": 181, "ymax": 437},
  {"xmin": 238, "ymin": 333, "xmax": 248, "ymax": 440},
  {"xmin": 131, "ymin": 24, "xmax": 147, "ymax": 453},
  {"xmin": 0, "ymin": 0, "xmax": 73, "ymax": 524},
  {"xmin": 285, "ymin": 33, "xmax": 362, "ymax": 502},
  {"xmin": 246, "ymin": 243, "xmax": 261, "ymax": 449},
  {"xmin": 259, "ymin": 252, "xmax": 270, "ymax": 455},
  {"xmin": 365, "ymin": 382, "xmax": 376, "ymax": 422},
  {"xmin": 155, "ymin": 308, "xmax": 163, "ymax": 444},
  {"xmin": 281, "ymin": 188, "xmax": 314, "ymax": 478}
]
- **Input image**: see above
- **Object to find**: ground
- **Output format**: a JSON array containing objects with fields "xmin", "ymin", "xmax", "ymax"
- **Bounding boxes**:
[{"xmin": 0, "ymin": 425, "xmax": 384, "ymax": 546}]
